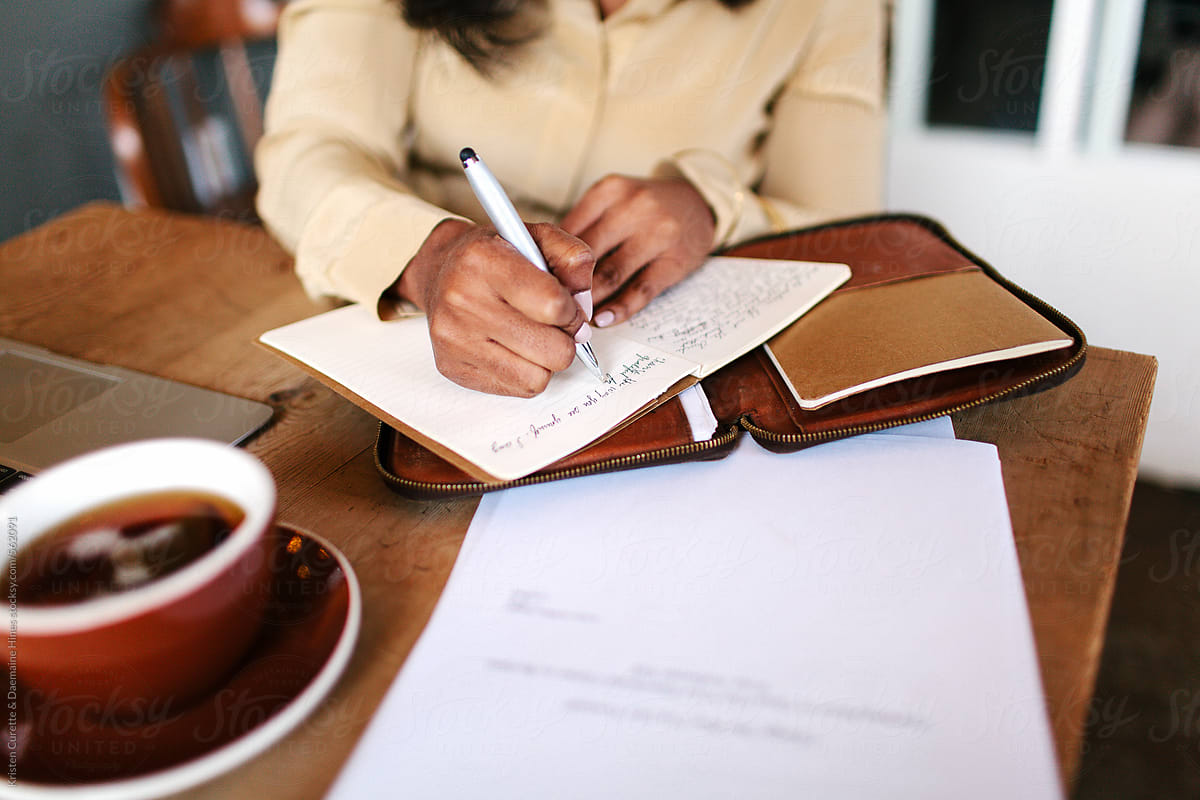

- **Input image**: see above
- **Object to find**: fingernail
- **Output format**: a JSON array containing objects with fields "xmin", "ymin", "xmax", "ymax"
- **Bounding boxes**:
[
  {"xmin": 574, "ymin": 323, "xmax": 593, "ymax": 344},
  {"xmin": 594, "ymin": 310, "xmax": 615, "ymax": 327},
  {"xmin": 574, "ymin": 290, "xmax": 593, "ymax": 319}
]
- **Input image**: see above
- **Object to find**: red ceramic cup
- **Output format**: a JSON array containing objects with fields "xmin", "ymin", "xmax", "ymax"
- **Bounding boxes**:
[{"xmin": 0, "ymin": 438, "xmax": 276, "ymax": 721}]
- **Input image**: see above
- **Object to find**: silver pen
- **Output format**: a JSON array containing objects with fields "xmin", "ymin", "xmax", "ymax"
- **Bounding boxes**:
[{"xmin": 459, "ymin": 147, "xmax": 604, "ymax": 381}]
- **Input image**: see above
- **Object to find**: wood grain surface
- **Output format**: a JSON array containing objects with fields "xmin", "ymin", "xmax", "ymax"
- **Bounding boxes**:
[
  {"xmin": 0, "ymin": 204, "xmax": 1156, "ymax": 796},
  {"xmin": 953, "ymin": 351, "xmax": 1156, "ymax": 785}
]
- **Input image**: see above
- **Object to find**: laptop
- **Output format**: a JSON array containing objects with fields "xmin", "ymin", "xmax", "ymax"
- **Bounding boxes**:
[{"xmin": 0, "ymin": 338, "xmax": 274, "ymax": 493}]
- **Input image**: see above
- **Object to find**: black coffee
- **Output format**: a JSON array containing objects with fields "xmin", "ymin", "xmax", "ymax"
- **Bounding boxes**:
[{"xmin": 10, "ymin": 491, "xmax": 244, "ymax": 606}]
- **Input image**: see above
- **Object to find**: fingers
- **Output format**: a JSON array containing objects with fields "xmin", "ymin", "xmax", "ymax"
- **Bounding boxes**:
[
  {"xmin": 421, "ymin": 225, "xmax": 587, "ymax": 396},
  {"xmin": 429, "ymin": 299, "xmax": 577, "ymax": 397},
  {"xmin": 591, "ymin": 226, "xmax": 671, "ymax": 303},
  {"xmin": 434, "ymin": 338, "xmax": 557, "ymax": 399},
  {"xmin": 449, "ymin": 232, "xmax": 579, "ymax": 328},
  {"xmin": 499, "ymin": 262, "xmax": 584, "ymax": 330},
  {"xmin": 559, "ymin": 174, "xmax": 632, "ymax": 240},
  {"xmin": 527, "ymin": 223, "xmax": 595, "ymax": 295},
  {"xmin": 480, "ymin": 299, "xmax": 578, "ymax": 372},
  {"xmin": 563, "ymin": 174, "xmax": 715, "ymax": 327},
  {"xmin": 592, "ymin": 255, "xmax": 693, "ymax": 327},
  {"xmin": 448, "ymin": 237, "xmax": 582, "ymax": 350},
  {"xmin": 573, "ymin": 191, "xmax": 644, "ymax": 263},
  {"xmin": 567, "ymin": 176, "xmax": 692, "ymax": 304}
]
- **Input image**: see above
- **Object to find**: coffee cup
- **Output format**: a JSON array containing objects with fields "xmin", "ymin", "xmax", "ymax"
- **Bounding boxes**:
[{"xmin": 0, "ymin": 438, "xmax": 276, "ymax": 719}]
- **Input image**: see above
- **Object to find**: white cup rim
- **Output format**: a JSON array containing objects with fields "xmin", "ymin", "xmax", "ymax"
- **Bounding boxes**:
[{"xmin": 0, "ymin": 438, "xmax": 275, "ymax": 635}]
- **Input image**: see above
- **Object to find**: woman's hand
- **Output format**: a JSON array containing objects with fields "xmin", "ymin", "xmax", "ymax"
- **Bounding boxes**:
[
  {"xmin": 395, "ymin": 219, "xmax": 595, "ymax": 397},
  {"xmin": 560, "ymin": 175, "xmax": 715, "ymax": 327}
]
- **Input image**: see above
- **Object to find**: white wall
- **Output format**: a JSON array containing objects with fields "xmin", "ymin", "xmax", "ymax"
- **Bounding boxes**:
[
  {"xmin": 885, "ymin": 134, "xmax": 1200, "ymax": 484},
  {"xmin": 886, "ymin": 0, "xmax": 1200, "ymax": 485}
]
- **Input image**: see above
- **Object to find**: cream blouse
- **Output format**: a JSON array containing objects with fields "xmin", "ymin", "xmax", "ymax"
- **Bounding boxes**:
[{"xmin": 256, "ymin": 0, "xmax": 886, "ymax": 308}]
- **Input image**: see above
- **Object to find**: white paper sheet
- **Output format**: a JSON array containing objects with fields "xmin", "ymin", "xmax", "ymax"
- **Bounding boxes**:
[
  {"xmin": 873, "ymin": 414, "xmax": 956, "ymax": 439},
  {"xmin": 328, "ymin": 434, "xmax": 1060, "ymax": 800}
]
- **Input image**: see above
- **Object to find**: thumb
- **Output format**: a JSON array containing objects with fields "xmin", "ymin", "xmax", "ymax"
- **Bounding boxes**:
[{"xmin": 528, "ymin": 223, "xmax": 596, "ymax": 300}]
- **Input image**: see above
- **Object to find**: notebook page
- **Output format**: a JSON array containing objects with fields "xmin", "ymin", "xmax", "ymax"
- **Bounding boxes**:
[
  {"xmin": 260, "ymin": 305, "xmax": 697, "ymax": 481},
  {"xmin": 616, "ymin": 257, "xmax": 850, "ymax": 378}
]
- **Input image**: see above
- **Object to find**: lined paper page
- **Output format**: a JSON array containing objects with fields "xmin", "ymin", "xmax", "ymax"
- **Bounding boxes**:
[
  {"xmin": 260, "ymin": 305, "xmax": 696, "ymax": 481},
  {"xmin": 617, "ymin": 257, "xmax": 850, "ymax": 377}
]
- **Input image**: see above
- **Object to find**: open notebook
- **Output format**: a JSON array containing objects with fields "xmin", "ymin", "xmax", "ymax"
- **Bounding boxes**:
[{"xmin": 260, "ymin": 257, "xmax": 849, "ymax": 482}]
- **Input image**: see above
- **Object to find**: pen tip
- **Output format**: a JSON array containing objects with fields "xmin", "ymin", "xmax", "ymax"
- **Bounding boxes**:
[
  {"xmin": 459, "ymin": 147, "xmax": 476, "ymax": 165},
  {"xmin": 577, "ymin": 342, "xmax": 604, "ymax": 381}
]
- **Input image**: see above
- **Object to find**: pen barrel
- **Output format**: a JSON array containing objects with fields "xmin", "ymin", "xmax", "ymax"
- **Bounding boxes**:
[
  {"xmin": 462, "ymin": 157, "xmax": 549, "ymax": 272},
  {"xmin": 462, "ymin": 148, "xmax": 603, "ymax": 380}
]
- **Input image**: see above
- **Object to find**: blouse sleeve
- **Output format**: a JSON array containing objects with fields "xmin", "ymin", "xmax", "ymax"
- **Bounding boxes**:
[
  {"xmin": 655, "ymin": 0, "xmax": 887, "ymax": 248},
  {"xmin": 255, "ymin": 0, "xmax": 465, "ymax": 310}
]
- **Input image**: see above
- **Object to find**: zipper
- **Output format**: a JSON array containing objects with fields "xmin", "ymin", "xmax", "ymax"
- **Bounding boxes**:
[
  {"xmin": 375, "ymin": 422, "xmax": 741, "ymax": 499},
  {"xmin": 742, "ymin": 343, "xmax": 1084, "ymax": 445},
  {"xmin": 736, "ymin": 213, "xmax": 1089, "ymax": 447}
]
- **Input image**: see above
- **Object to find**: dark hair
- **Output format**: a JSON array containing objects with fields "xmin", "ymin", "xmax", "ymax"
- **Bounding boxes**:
[{"xmin": 399, "ymin": 0, "xmax": 756, "ymax": 72}]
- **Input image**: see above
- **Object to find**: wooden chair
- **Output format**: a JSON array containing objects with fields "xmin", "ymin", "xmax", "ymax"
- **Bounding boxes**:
[{"xmin": 103, "ymin": 0, "xmax": 282, "ymax": 220}]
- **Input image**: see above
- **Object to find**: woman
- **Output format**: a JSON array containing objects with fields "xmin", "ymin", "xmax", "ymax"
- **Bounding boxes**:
[{"xmin": 256, "ymin": 0, "xmax": 885, "ymax": 396}]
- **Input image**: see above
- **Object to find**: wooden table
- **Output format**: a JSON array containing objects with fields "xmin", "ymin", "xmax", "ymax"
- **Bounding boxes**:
[{"xmin": 0, "ymin": 204, "xmax": 1156, "ymax": 796}]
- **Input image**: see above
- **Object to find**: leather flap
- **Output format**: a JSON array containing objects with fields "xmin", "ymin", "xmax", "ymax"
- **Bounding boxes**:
[{"xmin": 378, "ymin": 394, "xmax": 737, "ymax": 499}]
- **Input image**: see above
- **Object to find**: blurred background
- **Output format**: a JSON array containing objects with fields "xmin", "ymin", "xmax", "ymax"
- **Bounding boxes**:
[
  {"xmin": 889, "ymin": 0, "xmax": 1200, "ymax": 489},
  {"xmin": 0, "ymin": 0, "xmax": 155, "ymax": 239},
  {"xmin": 1, "ymin": 0, "xmax": 1199, "ymax": 794}
]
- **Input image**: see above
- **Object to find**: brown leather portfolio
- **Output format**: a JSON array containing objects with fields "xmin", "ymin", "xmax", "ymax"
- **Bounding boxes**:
[{"xmin": 376, "ymin": 214, "xmax": 1086, "ymax": 499}]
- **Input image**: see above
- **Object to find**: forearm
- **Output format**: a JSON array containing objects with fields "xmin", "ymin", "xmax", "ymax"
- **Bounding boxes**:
[
  {"xmin": 656, "ymin": 96, "xmax": 885, "ymax": 248},
  {"xmin": 257, "ymin": 130, "xmax": 464, "ymax": 308},
  {"xmin": 255, "ymin": 0, "xmax": 465, "ymax": 310}
]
